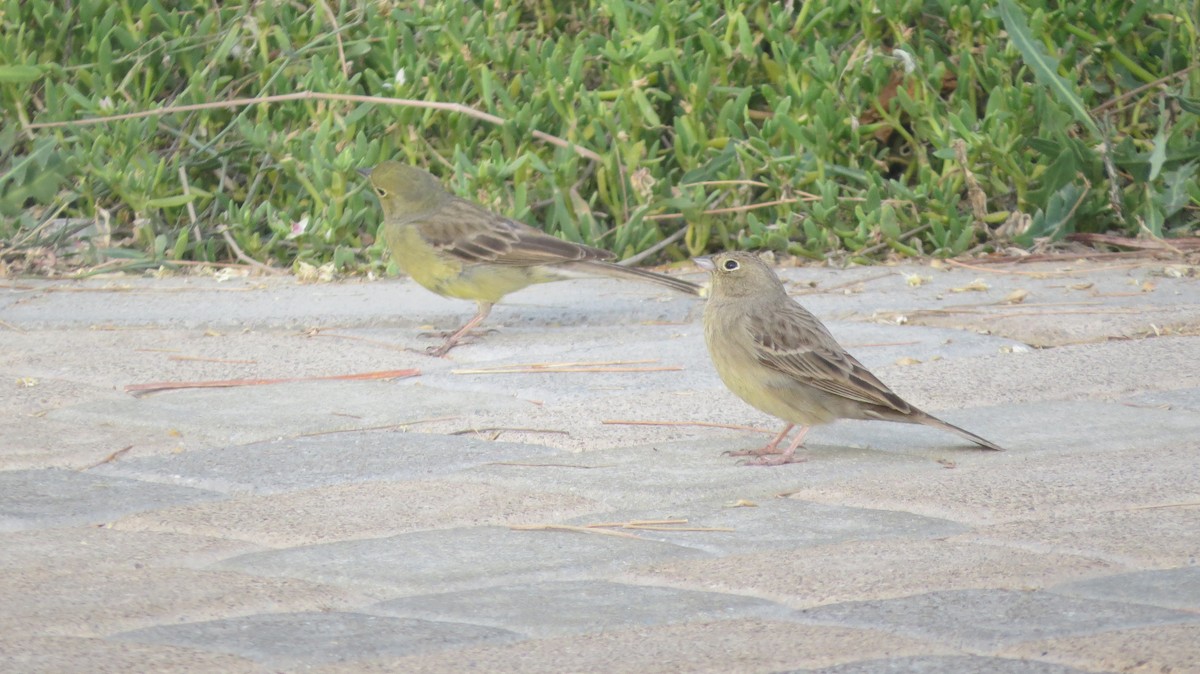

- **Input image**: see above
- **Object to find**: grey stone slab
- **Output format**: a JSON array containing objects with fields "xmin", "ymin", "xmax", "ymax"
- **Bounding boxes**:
[
  {"xmin": 1124, "ymin": 386, "xmax": 1200, "ymax": 412},
  {"xmin": 111, "ymin": 611, "xmax": 516, "ymax": 665},
  {"xmin": 0, "ymin": 527, "xmax": 262, "ymax": 571},
  {"xmin": 0, "ymin": 469, "xmax": 223, "ymax": 532},
  {"xmin": 795, "ymin": 589, "xmax": 1199, "ymax": 650},
  {"xmin": 0, "ymin": 635, "xmax": 268, "ymax": 674},
  {"xmin": 92, "ymin": 432, "xmax": 562, "ymax": 495},
  {"xmin": 216, "ymin": 525, "xmax": 707, "ymax": 595},
  {"xmin": 2, "ymin": 276, "xmax": 699, "ymax": 330},
  {"xmin": 1049, "ymin": 566, "xmax": 1200, "ymax": 611},
  {"xmin": 802, "ymin": 655, "xmax": 1095, "ymax": 674},
  {"xmin": 373, "ymin": 580, "xmax": 795, "ymax": 637},
  {"xmin": 564, "ymin": 499, "xmax": 967, "ymax": 555}
]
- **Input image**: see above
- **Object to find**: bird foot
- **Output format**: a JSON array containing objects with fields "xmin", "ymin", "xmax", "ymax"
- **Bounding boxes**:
[
  {"xmin": 739, "ymin": 454, "xmax": 808, "ymax": 467},
  {"xmin": 417, "ymin": 328, "xmax": 497, "ymax": 340},
  {"xmin": 723, "ymin": 446, "xmax": 784, "ymax": 457}
]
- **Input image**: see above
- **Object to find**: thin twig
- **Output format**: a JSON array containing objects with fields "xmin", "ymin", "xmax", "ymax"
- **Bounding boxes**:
[
  {"xmin": 794, "ymin": 271, "xmax": 895, "ymax": 295},
  {"xmin": 449, "ymin": 427, "xmax": 570, "ymax": 436},
  {"xmin": 79, "ymin": 445, "xmax": 133, "ymax": 470},
  {"xmin": 453, "ymin": 365, "xmax": 682, "ymax": 374},
  {"xmin": 217, "ymin": 225, "xmax": 285, "ymax": 275},
  {"xmin": 509, "ymin": 524, "xmax": 645, "ymax": 539},
  {"xmin": 945, "ymin": 259, "xmax": 1151, "ymax": 276},
  {"xmin": 1091, "ymin": 64, "xmax": 1200, "ymax": 114},
  {"xmin": 167, "ymin": 355, "xmax": 258, "ymax": 364},
  {"xmin": 617, "ymin": 226, "xmax": 688, "ymax": 267},
  {"xmin": 25, "ymin": 91, "xmax": 603, "ymax": 163},
  {"xmin": 289, "ymin": 416, "xmax": 459, "ymax": 439},
  {"xmin": 643, "ymin": 196, "xmax": 818, "ymax": 222},
  {"xmin": 126, "ymin": 368, "xmax": 419, "ymax": 396},
  {"xmin": 316, "ymin": 0, "xmax": 350, "ymax": 78},
  {"xmin": 452, "ymin": 359, "xmax": 681, "ymax": 375},
  {"xmin": 601, "ymin": 419, "xmax": 773, "ymax": 434}
]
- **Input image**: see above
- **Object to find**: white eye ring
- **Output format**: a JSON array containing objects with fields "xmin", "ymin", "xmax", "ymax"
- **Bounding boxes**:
[{"xmin": 722, "ymin": 259, "xmax": 739, "ymax": 271}]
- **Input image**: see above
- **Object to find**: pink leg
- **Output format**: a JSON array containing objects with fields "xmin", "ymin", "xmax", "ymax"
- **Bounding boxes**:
[
  {"xmin": 746, "ymin": 425, "xmax": 811, "ymax": 466},
  {"xmin": 726, "ymin": 424, "xmax": 793, "ymax": 457},
  {"xmin": 429, "ymin": 302, "xmax": 493, "ymax": 357}
]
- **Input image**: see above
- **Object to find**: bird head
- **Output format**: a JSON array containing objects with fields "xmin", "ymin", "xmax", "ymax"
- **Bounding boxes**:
[
  {"xmin": 359, "ymin": 161, "xmax": 447, "ymax": 215},
  {"xmin": 694, "ymin": 251, "xmax": 787, "ymax": 299}
]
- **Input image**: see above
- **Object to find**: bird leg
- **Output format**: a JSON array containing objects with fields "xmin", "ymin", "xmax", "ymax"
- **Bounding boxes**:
[
  {"xmin": 429, "ymin": 302, "xmax": 493, "ymax": 357},
  {"xmin": 725, "ymin": 423, "xmax": 793, "ymax": 457},
  {"xmin": 743, "ymin": 425, "xmax": 811, "ymax": 466}
]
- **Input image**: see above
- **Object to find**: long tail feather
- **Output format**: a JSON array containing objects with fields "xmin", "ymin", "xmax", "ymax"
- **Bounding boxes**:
[{"xmin": 569, "ymin": 260, "xmax": 703, "ymax": 296}]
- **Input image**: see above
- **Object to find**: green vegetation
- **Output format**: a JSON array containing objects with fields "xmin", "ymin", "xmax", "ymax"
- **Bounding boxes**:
[{"xmin": 1, "ymin": 0, "xmax": 1198, "ymax": 275}]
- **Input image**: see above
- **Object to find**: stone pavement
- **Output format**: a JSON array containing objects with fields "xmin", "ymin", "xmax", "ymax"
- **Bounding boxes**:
[{"xmin": 1, "ymin": 257, "xmax": 1198, "ymax": 673}]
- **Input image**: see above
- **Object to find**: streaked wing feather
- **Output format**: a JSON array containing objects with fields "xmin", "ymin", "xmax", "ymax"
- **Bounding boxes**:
[
  {"xmin": 417, "ymin": 197, "xmax": 611, "ymax": 266},
  {"xmin": 747, "ymin": 305, "xmax": 913, "ymax": 414}
]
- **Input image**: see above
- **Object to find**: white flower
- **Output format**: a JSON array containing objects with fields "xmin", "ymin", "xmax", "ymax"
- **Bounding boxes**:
[{"xmin": 288, "ymin": 216, "xmax": 309, "ymax": 239}]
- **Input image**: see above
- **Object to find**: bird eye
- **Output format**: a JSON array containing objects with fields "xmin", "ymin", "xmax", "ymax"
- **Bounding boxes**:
[
  {"xmin": 375, "ymin": 188, "xmax": 388, "ymax": 198},
  {"xmin": 722, "ymin": 259, "xmax": 739, "ymax": 271}
]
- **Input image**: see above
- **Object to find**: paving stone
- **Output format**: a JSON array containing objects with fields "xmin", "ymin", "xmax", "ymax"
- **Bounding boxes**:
[
  {"xmin": 563, "ymin": 498, "xmax": 966, "ymax": 555},
  {"xmin": 971, "ymin": 507, "xmax": 1200, "ymax": 567},
  {"xmin": 217, "ymin": 525, "xmax": 708, "ymax": 595},
  {"xmin": 112, "ymin": 612, "xmax": 517, "ymax": 666},
  {"xmin": 779, "ymin": 439, "xmax": 1200, "ymax": 525},
  {"xmin": 310, "ymin": 620, "xmax": 953, "ymax": 674},
  {"xmin": 2, "ymin": 276, "xmax": 698, "ymax": 330},
  {"xmin": 455, "ymin": 437, "xmax": 937, "ymax": 515},
  {"xmin": 804, "ymin": 655, "xmax": 1096, "ymax": 674},
  {"xmin": 1048, "ymin": 566, "xmax": 1200, "ymax": 611},
  {"xmin": 0, "ymin": 567, "xmax": 365, "ymax": 638},
  {"xmin": 633, "ymin": 538, "xmax": 1118, "ymax": 608},
  {"xmin": 0, "ymin": 527, "xmax": 262, "ymax": 571},
  {"xmin": 999, "ymin": 623, "xmax": 1200, "ymax": 674},
  {"xmin": 0, "ymin": 636, "xmax": 267, "ymax": 674},
  {"xmin": 794, "ymin": 588, "xmax": 1199, "ymax": 650},
  {"xmin": 0, "ymin": 469, "xmax": 223, "ymax": 532},
  {"xmin": 1124, "ymin": 385, "xmax": 1200, "ymax": 412},
  {"xmin": 92, "ymin": 432, "xmax": 562, "ymax": 495},
  {"xmin": 114, "ymin": 479, "xmax": 605, "ymax": 547},
  {"xmin": 374, "ymin": 580, "xmax": 795, "ymax": 636}
]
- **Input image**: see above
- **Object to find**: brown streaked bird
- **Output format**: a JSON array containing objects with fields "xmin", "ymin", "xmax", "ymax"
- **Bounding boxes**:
[
  {"xmin": 359, "ymin": 161, "xmax": 700, "ymax": 356},
  {"xmin": 696, "ymin": 251, "xmax": 1005, "ymax": 465}
]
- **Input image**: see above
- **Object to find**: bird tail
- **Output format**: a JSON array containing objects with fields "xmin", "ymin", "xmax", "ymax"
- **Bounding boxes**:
[
  {"xmin": 917, "ymin": 414, "xmax": 1006, "ymax": 451},
  {"xmin": 567, "ymin": 260, "xmax": 703, "ymax": 296}
]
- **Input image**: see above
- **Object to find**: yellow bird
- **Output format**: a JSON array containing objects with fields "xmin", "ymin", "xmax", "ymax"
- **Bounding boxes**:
[
  {"xmin": 360, "ymin": 161, "xmax": 699, "ymax": 356},
  {"xmin": 697, "ymin": 251, "xmax": 1005, "ymax": 465}
]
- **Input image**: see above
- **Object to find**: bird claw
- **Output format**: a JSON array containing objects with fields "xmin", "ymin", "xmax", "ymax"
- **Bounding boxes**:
[
  {"xmin": 738, "ymin": 454, "xmax": 808, "ymax": 467},
  {"xmin": 723, "ymin": 447, "xmax": 784, "ymax": 457}
]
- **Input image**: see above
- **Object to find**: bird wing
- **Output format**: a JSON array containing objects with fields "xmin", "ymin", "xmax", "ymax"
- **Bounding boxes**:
[
  {"xmin": 746, "ymin": 304, "xmax": 914, "ymax": 414},
  {"xmin": 414, "ymin": 197, "xmax": 613, "ymax": 267}
]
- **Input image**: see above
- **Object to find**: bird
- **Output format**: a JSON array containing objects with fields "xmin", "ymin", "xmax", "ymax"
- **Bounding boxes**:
[
  {"xmin": 695, "ymin": 251, "xmax": 1005, "ymax": 465},
  {"xmin": 359, "ymin": 161, "xmax": 701, "ymax": 356}
]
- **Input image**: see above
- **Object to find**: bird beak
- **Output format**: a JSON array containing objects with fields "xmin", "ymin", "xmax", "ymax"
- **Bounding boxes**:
[
  {"xmin": 356, "ymin": 167, "xmax": 372, "ymax": 177},
  {"xmin": 692, "ymin": 256, "xmax": 715, "ymax": 271}
]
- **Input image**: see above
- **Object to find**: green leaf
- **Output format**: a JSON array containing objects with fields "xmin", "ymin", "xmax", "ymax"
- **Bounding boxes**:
[
  {"xmin": 996, "ymin": 0, "xmax": 1100, "ymax": 136},
  {"xmin": 1147, "ymin": 125, "xmax": 1168, "ymax": 182},
  {"xmin": 1176, "ymin": 96, "xmax": 1200, "ymax": 115},
  {"xmin": 1156, "ymin": 162, "xmax": 1197, "ymax": 219},
  {"xmin": 143, "ymin": 194, "xmax": 197, "ymax": 209},
  {"xmin": 0, "ymin": 65, "xmax": 43, "ymax": 83},
  {"xmin": 1023, "ymin": 181, "xmax": 1086, "ymax": 244}
]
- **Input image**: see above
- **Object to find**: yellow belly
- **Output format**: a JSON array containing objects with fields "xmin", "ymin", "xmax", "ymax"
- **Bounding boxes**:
[
  {"xmin": 382, "ymin": 224, "xmax": 556, "ymax": 303},
  {"xmin": 704, "ymin": 311, "xmax": 840, "ymax": 427}
]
